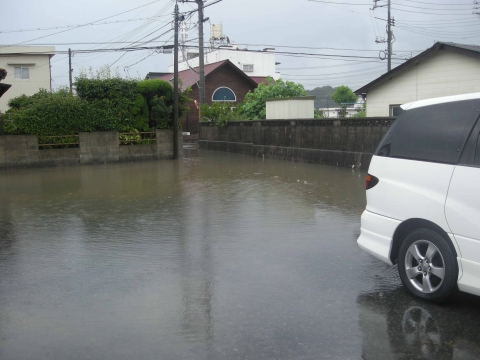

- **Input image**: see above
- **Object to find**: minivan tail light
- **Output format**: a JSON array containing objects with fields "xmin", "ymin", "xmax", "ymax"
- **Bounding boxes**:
[{"xmin": 366, "ymin": 174, "xmax": 379, "ymax": 190}]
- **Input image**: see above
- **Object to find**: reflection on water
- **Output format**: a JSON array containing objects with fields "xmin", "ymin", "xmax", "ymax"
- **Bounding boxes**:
[
  {"xmin": 402, "ymin": 306, "xmax": 441, "ymax": 358},
  {"xmin": 0, "ymin": 150, "xmax": 479, "ymax": 359},
  {"xmin": 357, "ymin": 288, "xmax": 480, "ymax": 359}
]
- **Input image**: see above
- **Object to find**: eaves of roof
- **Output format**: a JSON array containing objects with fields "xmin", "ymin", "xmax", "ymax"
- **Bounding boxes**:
[
  {"xmin": 0, "ymin": 83, "xmax": 12, "ymax": 98},
  {"xmin": 354, "ymin": 42, "xmax": 480, "ymax": 95}
]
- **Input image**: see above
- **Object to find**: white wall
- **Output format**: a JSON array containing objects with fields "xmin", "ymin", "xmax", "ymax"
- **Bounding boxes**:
[
  {"xmin": 366, "ymin": 50, "xmax": 480, "ymax": 117},
  {"xmin": 266, "ymin": 97, "xmax": 314, "ymax": 119},
  {"xmin": 0, "ymin": 47, "xmax": 54, "ymax": 112},
  {"xmin": 170, "ymin": 48, "xmax": 279, "ymax": 79},
  {"xmin": 318, "ymin": 107, "xmax": 362, "ymax": 118}
]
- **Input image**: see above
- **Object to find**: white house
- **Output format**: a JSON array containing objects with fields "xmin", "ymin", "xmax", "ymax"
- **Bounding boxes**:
[
  {"xmin": 355, "ymin": 42, "xmax": 480, "ymax": 117},
  {"xmin": 0, "ymin": 46, "xmax": 55, "ymax": 112},
  {"xmin": 318, "ymin": 97, "xmax": 365, "ymax": 118},
  {"xmin": 318, "ymin": 107, "xmax": 363, "ymax": 118},
  {"xmin": 170, "ymin": 45, "xmax": 280, "ymax": 80}
]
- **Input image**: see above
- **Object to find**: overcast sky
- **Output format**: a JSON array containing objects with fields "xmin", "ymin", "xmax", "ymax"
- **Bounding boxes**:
[{"xmin": 2, "ymin": 0, "xmax": 479, "ymax": 91}]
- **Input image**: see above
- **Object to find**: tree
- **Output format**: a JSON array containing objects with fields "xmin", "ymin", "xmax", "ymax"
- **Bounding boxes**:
[
  {"xmin": 331, "ymin": 85, "xmax": 357, "ymax": 117},
  {"xmin": 314, "ymin": 109, "xmax": 325, "ymax": 118},
  {"xmin": 237, "ymin": 77, "xmax": 307, "ymax": 120},
  {"xmin": 353, "ymin": 101, "xmax": 366, "ymax": 118}
]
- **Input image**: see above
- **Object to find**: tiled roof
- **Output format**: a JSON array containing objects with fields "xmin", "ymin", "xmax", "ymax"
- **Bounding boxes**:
[
  {"xmin": 151, "ymin": 59, "xmax": 258, "ymax": 88},
  {"xmin": 250, "ymin": 76, "xmax": 269, "ymax": 85},
  {"xmin": 155, "ymin": 60, "xmax": 227, "ymax": 88},
  {"xmin": 145, "ymin": 72, "xmax": 171, "ymax": 80}
]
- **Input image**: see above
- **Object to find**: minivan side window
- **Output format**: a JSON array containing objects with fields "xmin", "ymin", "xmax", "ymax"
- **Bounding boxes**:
[{"xmin": 376, "ymin": 99, "xmax": 480, "ymax": 164}]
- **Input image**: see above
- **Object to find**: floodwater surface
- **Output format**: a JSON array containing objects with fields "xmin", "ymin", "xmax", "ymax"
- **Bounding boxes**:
[{"xmin": 0, "ymin": 149, "xmax": 479, "ymax": 359}]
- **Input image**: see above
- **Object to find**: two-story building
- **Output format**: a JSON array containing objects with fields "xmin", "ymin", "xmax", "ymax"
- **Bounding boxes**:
[
  {"xmin": 0, "ymin": 46, "xmax": 55, "ymax": 112},
  {"xmin": 169, "ymin": 45, "xmax": 281, "ymax": 81}
]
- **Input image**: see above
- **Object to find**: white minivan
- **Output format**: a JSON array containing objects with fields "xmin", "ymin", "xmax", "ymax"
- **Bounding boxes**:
[{"xmin": 358, "ymin": 93, "xmax": 480, "ymax": 302}]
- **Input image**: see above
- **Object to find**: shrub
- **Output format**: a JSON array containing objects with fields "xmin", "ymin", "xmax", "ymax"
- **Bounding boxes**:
[
  {"xmin": 7, "ymin": 91, "xmax": 135, "ymax": 135},
  {"xmin": 0, "ymin": 112, "xmax": 5, "ymax": 134},
  {"xmin": 137, "ymin": 80, "xmax": 173, "ymax": 106},
  {"xmin": 236, "ymin": 77, "xmax": 307, "ymax": 120},
  {"xmin": 200, "ymin": 102, "xmax": 244, "ymax": 126},
  {"xmin": 130, "ymin": 93, "xmax": 150, "ymax": 131},
  {"xmin": 75, "ymin": 77, "xmax": 138, "ymax": 103},
  {"xmin": 5, "ymin": 71, "xmax": 192, "ymax": 135},
  {"xmin": 138, "ymin": 79, "xmax": 191, "ymax": 129}
]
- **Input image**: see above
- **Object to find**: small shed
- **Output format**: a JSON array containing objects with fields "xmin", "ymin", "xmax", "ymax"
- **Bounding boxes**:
[{"xmin": 266, "ymin": 96, "xmax": 315, "ymax": 120}]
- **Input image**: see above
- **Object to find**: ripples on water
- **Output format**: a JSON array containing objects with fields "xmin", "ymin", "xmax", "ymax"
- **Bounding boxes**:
[{"xmin": 1, "ymin": 150, "xmax": 479, "ymax": 359}]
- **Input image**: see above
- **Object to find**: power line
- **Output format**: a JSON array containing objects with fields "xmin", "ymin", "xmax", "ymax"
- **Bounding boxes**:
[
  {"xmin": 396, "ymin": 20, "xmax": 480, "ymax": 27},
  {"xmin": 397, "ymin": 0, "xmax": 473, "ymax": 5},
  {"xmin": 72, "ymin": 1, "xmax": 175, "ymax": 64},
  {"xmin": 2, "ymin": 0, "xmax": 166, "ymax": 48},
  {"xmin": 282, "ymin": 66, "xmax": 385, "ymax": 77},
  {"xmin": 395, "ymin": 23, "xmax": 480, "ymax": 38},
  {"xmin": 0, "ymin": 17, "xmax": 169, "ymax": 34},
  {"xmin": 396, "ymin": 18, "xmax": 480, "ymax": 23},
  {"xmin": 307, "ymin": 0, "xmax": 371, "ymax": 5},
  {"xmin": 207, "ymin": 42, "xmax": 392, "ymax": 52},
  {"xmin": 181, "ymin": 0, "xmax": 224, "ymax": 15},
  {"xmin": 393, "ymin": 2, "xmax": 477, "ymax": 11},
  {"xmin": 397, "ymin": 23, "xmax": 480, "ymax": 34},
  {"xmin": 391, "ymin": 7, "xmax": 474, "ymax": 15}
]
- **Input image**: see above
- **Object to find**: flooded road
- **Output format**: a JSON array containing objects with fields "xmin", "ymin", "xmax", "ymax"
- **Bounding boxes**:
[{"xmin": 0, "ymin": 149, "xmax": 479, "ymax": 359}]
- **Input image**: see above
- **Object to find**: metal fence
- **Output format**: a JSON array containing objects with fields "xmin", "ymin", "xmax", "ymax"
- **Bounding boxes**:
[
  {"xmin": 119, "ymin": 132, "xmax": 156, "ymax": 145},
  {"xmin": 38, "ymin": 135, "xmax": 79, "ymax": 150}
]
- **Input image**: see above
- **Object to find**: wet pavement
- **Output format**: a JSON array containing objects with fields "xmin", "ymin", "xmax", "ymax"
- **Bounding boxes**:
[{"xmin": 0, "ymin": 148, "xmax": 479, "ymax": 359}]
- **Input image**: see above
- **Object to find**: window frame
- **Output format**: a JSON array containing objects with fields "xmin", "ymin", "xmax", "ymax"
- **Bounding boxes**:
[
  {"xmin": 242, "ymin": 64, "xmax": 254, "ymax": 72},
  {"xmin": 212, "ymin": 87, "xmax": 236, "ymax": 102},
  {"xmin": 14, "ymin": 66, "xmax": 30, "ymax": 80},
  {"xmin": 389, "ymin": 104, "xmax": 403, "ymax": 117},
  {"xmin": 458, "ymin": 117, "xmax": 480, "ymax": 168}
]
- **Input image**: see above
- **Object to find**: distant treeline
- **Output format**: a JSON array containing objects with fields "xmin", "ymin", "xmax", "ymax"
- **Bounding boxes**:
[{"xmin": 306, "ymin": 86, "xmax": 340, "ymax": 109}]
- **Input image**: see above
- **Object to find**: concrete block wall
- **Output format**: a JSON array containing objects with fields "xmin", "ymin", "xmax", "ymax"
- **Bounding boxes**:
[
  {"xmin": 120, "ymin": 144, "xmax": 157, "ymax": 162},
  {"xmin": 199, "ymin": 118, "xmax": 394, "ymax": 169},
  {"xmin": 38, "ymin": 149, "xmax": 80, "ymax": 167},
  {"xmin": 0, "ymin": 135, "xmax": 38, "ymax": 168},
  {"xmin": 0, "ymin": 130, "xmax": 182, "ymax": 169},
  {"xmin": 79, "ymin": 131, "xmax": 120, "ymax": 164}
]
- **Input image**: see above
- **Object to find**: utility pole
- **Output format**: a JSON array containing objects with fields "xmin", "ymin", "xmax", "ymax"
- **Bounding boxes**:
[
  {"xmin": 173, "ymin": 2, "xmax": 180, "ymax": 160},
  {"xmin": 196, "ymin": 0, "xmax": 205, "ymax": 106},
  {"xmin": 372, "ymin": 0, "xmax": 394, "ymax": 72},
  {"xmin": 387, "ymin": 0, "xmax": 392, "ymax": 71},
  {"xmin": 68, "ymin": 48, "xmax": 73, "ymax": 93},
  {"xmin": 180, "ymin": 0, "xmax": 207, "ymax": 120}
]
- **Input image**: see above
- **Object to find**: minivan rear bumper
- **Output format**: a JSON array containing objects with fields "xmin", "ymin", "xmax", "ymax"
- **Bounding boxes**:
[{"xmin": 357, "ymin": 210, "xmax": 401, "ymax": 265}]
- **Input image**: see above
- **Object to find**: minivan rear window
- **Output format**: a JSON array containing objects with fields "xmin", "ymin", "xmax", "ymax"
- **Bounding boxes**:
[{"xmin": 375, "ymin": 99, "xmax": 480, "ymax": 164}]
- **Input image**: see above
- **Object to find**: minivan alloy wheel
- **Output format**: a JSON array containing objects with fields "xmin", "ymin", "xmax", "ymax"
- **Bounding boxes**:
[
  {"xmin": 398, "ymin": 228, "xmax": 457, "ymax": 303},
  {"xmin": 404, "ymin": 240, "xmax": 445, "ymax": 293}
]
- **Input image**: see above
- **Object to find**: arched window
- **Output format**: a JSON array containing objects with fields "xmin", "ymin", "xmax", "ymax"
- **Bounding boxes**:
[{"xmin": 212, "ymin": 87, "xmax": 236, "ymax": 102}]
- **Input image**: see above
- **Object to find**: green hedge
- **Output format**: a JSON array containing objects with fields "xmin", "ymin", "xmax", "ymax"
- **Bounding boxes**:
[
  {"xmin": 8, "ymin": 91, "xmax": 135, "ymax": 135},
  {"xmin": 5, "ymin": 76, "xmax": 191, "ymax": 136},
  {"xmin": 75, "ymin": 78, "xmax": 138, "ymax": 102}
]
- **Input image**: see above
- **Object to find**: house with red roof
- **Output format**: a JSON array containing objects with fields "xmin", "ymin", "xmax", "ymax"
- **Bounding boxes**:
[{"xmin": 146, "ymin": 59, "xmax": 267, "ymax": 133}]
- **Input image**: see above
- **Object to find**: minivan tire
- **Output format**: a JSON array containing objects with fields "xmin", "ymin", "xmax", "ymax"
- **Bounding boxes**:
[{"xmin": 398, "ymin": 228, "xmax": 458, "ymax": 303}]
